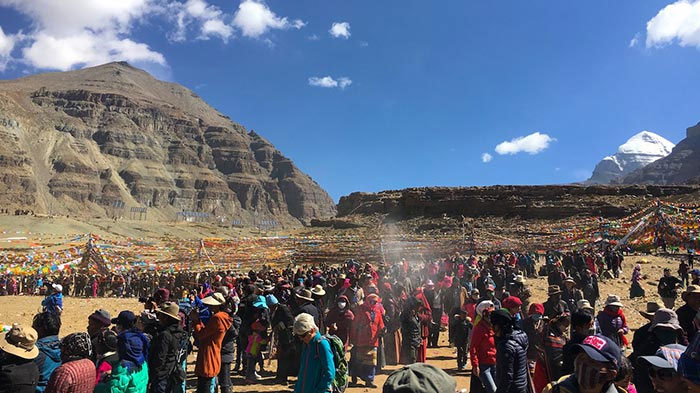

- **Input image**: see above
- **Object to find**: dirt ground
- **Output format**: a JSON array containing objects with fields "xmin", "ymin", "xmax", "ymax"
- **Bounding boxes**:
[{"xmin": 0, "ymin": 254, "xmax": 688, "ymax": 392}]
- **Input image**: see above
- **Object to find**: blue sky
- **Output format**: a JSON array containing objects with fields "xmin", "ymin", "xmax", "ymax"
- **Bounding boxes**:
[{"xmin": 0, "ymin": 1, "xmax": 699, "ymax": 201}]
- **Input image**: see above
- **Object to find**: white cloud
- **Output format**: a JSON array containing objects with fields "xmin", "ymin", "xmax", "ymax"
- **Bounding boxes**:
[
  {"xmin": 233, "ymin": 0, "xmax": 305, "ymax": 38},
  {"xmin": 337, "ymin": 77, "xmax": 352, "ymax": 89},
  {"xmin": 329, "ymin": 22, "xmax": 351, "ymax": 39},
  {"xmin": 201, "ymin": 19, "xmax": 234, "ymax": 42},
  {"xmin": 629, "ymin": 33, "xmax": 640, "ymax": 48},
  {"xmin": 0, "ymin": 26, "xmax": 16, "ymax": 71},
  {"xmin": 170, "ymin": 0, "xmax": 233, "ymax": 43},
  {"xmin": 494, "ymin": 132, "xmax": 555, "ymax": 155},
  {"xmin": 0, "ymin": 0, "xmax": 166, "ymax": 71},
  {"xmin": 481, "ymin": 153, "xmax": 493, "ymax": 163},
  {"xmin": 645, "ymin": 0, "xmax": 700, "ymax": 48},
  {"xmin": 307, "ymin": 34, "xmax": 320, "ymax": 41},
  {"xmin": 308, "ymin": 75, "xmax": 352, "ymax": 89}
]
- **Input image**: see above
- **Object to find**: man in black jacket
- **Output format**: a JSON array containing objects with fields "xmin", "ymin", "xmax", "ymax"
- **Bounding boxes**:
[
  {"xmin": 149, "ymin": 302, "xmax": 187, "ymax": 393},
  {"xmin": 400, "ymin": 297, "xmax": 422, "ymax": 365},
  {"xmin": 491, "ymin": 309, "xmax": 528, "ymax": 393}
]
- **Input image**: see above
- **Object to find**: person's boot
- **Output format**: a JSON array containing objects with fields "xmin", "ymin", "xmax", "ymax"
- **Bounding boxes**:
[{"xmin": 366, "ymin": 381, "xmax": 378, "ymax": 389}]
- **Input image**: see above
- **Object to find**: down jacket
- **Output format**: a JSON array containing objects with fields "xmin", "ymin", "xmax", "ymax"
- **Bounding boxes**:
[{"xmin": 495, "ymin": 329, "xmax": 529, "ymax": 393}]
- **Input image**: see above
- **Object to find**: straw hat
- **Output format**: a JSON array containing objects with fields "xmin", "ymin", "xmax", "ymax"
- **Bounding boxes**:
[
  {"xmin": 156, "ymin": 302, "xmax": 181, "ymax": 321},
  {"xmin": 311, "ymin": 285, "xmax": 326, "ymax": 297},
  {"xmin": 604, "ymin": 295, "xmax": 623, "ymax": 308},
  {"xmin": 640, "ymin": 301, "xmax": 662, "ymax": 320},
  {"xmin": 296, "ymin": 288, "xmax": 314, "ymax": 302},
  {"xmin": 0, "ymin": 324, "xmax": 39, "ymax": 359},
  {"xmin": 202, "ymin": 292, "xmax": 226, "ymax": 306}
]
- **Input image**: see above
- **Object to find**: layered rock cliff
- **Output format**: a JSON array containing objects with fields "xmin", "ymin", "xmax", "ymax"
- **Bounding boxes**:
[
  {"xmin": 337, "ymin": 185, "xmax": 700, "ymax": 220},
  {"xmin": 0, "ymin": 62, "xmax": 336, "ymax": 224}
]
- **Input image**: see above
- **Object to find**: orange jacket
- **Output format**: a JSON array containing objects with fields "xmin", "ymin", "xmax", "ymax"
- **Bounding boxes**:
[{"xmin": 193, "ymin": 311, "xmax": 232, "ymax": 377}]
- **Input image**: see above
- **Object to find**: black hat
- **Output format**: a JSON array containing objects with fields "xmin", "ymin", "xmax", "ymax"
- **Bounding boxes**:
[
  {"xmin": 111, "ymin": 311, "xmax": 136, "ymax": 327},
  {"xmin": 490, "ymin": 308, "xmax": 514, "ymax": 329},
  {"xmin": 383, "ymin": 363, "xmax": 456, "ymax": 393}
]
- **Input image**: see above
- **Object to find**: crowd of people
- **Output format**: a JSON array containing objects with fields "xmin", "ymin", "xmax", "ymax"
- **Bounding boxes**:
[{"xmin": 2, "ymin": 248, "xmax": 700, "ymax": 393}]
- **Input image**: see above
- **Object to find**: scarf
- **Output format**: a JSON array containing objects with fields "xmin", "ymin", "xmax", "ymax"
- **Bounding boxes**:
[{"xmin": 603, "ymin": 308, "xmax": 629, "ymax": 347}]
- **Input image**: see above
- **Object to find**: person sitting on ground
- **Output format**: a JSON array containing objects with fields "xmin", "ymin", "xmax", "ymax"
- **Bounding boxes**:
[
  {"xmin": 0, "ymin": 323, "xmax": 40, "ymax": 393},
  {"xmin": 293, "ymin": 313, "xmax": 335, "ymax": 393},
  {"xmin": 382, "ymin": 363, "xmax": 456, "ymax": 393},
  {"xmin": 46, "ymin": 332, "xmax": 96, "ymax": 393},
  {"xmin": 543, "ymin": 335, "xmax": 625, "ymax": 393},
  {"xmin": 32, "ymin": 312, "xmax": 62, "ymax": 393}
]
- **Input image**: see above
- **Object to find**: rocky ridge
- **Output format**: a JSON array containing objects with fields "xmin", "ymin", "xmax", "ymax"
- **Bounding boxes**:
[
  {"xmin": 336, "ymin": 185, "xmax": 700, "ymax": 220},
  {"xmin": 0, "ymin": 62, "xmax": 336, "ymax": 224}
]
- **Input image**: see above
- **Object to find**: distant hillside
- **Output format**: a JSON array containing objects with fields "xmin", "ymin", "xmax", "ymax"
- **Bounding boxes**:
[{"xmin": 0, "ymin": 62, "xmax": 336, "ymax": 224}]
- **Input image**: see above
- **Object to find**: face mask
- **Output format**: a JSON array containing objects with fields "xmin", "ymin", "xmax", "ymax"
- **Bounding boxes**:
[
  {"xmin": 575, "ymin": 358, "xmax": 609, "ymax": 390},
  {"xmin": 337, "ymin": 302, "xmax": 347, "ymax": 309}
]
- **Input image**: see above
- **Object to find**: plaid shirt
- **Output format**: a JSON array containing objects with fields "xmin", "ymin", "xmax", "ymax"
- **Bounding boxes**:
[{"xmin": 46, "ymin": 359, "xmax": 96, "ymax": 393}]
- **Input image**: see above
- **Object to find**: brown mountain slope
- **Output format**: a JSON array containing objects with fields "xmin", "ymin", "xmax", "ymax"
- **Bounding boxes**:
[{"xmin": 0, "ymin": 62, "xmax": 336, "ymax": 224}]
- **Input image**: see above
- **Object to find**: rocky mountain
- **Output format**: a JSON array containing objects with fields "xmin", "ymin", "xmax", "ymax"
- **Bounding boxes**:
[
  {"xmin": 586, "ymin": 131, "xmax": 675, "ymax": 184},
  {"xmin": 0, "ymin": 62, "xmax": 336, "ymax": 224},
  {"xmin": 622, "ymin": 122, "xmax": 700, "ymax": 185}
]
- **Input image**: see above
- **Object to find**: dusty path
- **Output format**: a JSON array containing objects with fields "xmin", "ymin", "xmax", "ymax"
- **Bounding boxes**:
[{"xmin": 0, "ymin": 254, "xmax": 687, "ymax": 392}]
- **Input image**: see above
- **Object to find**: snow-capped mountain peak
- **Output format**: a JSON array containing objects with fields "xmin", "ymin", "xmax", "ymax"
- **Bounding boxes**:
[
  {"xmin": 586, "ymin": 131, "xmax": 675, "ymax": 184},
  {"xmin": 617, "ymin": 130, "xmax": 675, "ymax": 156}
]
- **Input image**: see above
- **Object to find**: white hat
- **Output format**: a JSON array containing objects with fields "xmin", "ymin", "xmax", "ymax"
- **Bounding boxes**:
[
  {"xmin": 476, "ymin": 300, "xmax": 495, "ymax": 316},
  {"xmin": 202, "ymin": 292, "xmax": 226, "ymax": 306},
  {"xmin": 52, "ymin": 284, "xmax": 63, "ymax": 293},
  {"xmin": 293, "ymin": 313, "xmax": 317, "ymax": 336},
  {"xmin": 604, "ymin": 294, "xmax": 623, "ymax": 308}
]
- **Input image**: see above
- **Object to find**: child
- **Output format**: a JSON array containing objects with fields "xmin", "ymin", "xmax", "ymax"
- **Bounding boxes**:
[
  {"xmin": 245, "ymin": 319, "xmax": 268, "ymax": 383},
  {"xmin": 452, "ymin": 309, "xmax": 472, "ymax": 371},
  {"xmin": 614, "ymin": 355, "xmax": 636, "ymax": 393},
  {"xmin": 41, "ymin": 283, "xmax": 63, "ymax": 314}
]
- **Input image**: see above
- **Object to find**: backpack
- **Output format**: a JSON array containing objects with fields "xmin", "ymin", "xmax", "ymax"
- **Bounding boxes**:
[{"xmin": 317, "ymin": 334, "xmax": 348, "ymax": 393}]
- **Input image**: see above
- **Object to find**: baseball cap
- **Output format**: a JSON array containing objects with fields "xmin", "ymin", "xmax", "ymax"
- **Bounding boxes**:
[
  {"xmin": 574, "ymin": 335, "xmax": 622, "ymax": 371},
  {"xmin": 111, "ymin": 310, "xmax": 136, "ymax": 326},
  {"xmin": 639, "ymin": 344, "xmax": 686, "ymax": 370}
]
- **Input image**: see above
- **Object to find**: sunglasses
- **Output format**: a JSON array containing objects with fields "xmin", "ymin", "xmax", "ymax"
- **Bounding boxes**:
[
  {"xmin": 650, "ymin": 367, "xmax": 677, "ymax": 380},
  {"xmin": 296, "ymin": 331, "xmax": 311, "ymax": 339}
]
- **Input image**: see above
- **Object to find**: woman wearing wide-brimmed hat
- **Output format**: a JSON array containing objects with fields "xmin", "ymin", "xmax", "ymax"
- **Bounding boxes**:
[{"xmin": 596, "ymin": 295, "xmax": 629, "ymax": 349}]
